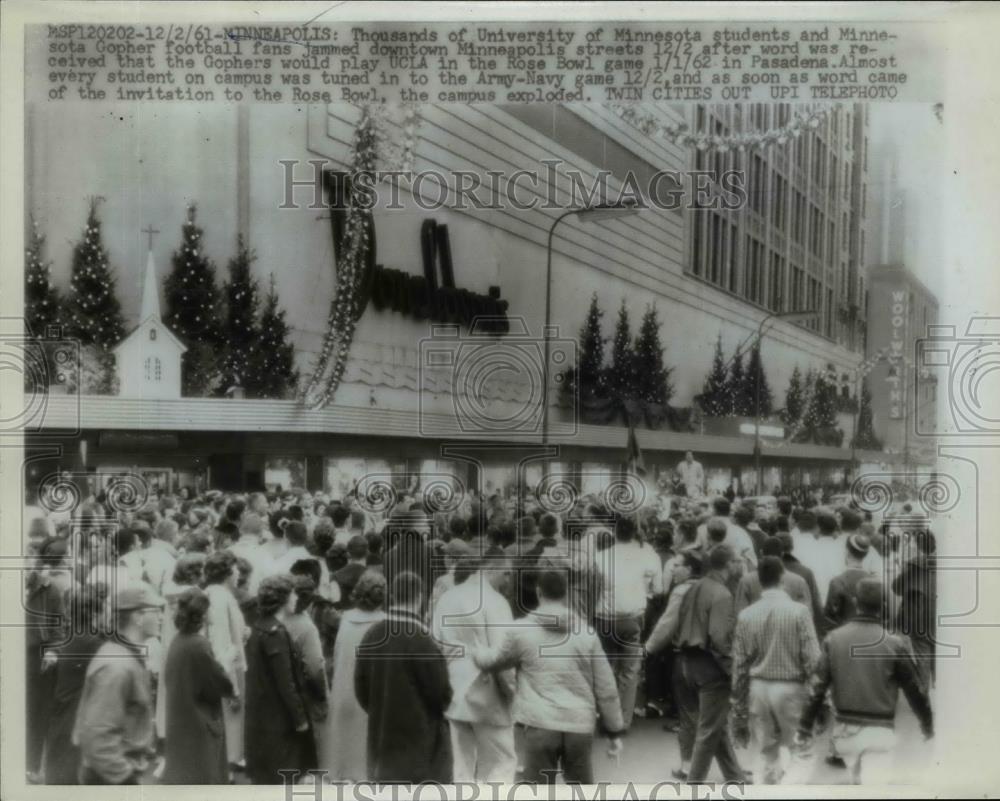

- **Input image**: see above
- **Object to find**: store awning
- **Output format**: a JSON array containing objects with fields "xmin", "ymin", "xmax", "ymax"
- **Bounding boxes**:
[{"xmin": 24, "ymin": 393, "xmax": 875, "ymax": 463}]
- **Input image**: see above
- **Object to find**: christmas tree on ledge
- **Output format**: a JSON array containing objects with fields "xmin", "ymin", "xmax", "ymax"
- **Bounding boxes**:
[
  {"xmin": 25, "ymin": 217, "xmax": 60, "ymax": 338},
  {"xmin": 633, "ymin": 303, "xmax": 673, "ymax": 406},
  {"xmin": 248, "ymin": 275, "xmax": 299, "ymax": 399},
  {"xmin": 851, "ymin": 380, "xmax": 883, "ymax": 450},
  {"xmin": 164, "ymin": 204, "xmax": 223, "ymax": 396},
  {"xmin": 699, "ymin": 335, "xmax": 730, "ymax": 417},
  {"xmin": 64, "ymin": 198, "xmax": 125, "ymax": 394},
  {"xmin": 218, "ymin": 236, "xmax": 260, "ymax": 395}
]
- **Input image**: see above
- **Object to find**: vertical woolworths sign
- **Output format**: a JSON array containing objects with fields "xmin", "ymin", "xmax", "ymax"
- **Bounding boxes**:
[{"xmin": 887, "ymin": 288, "xmax": 908, "ymax": 419}]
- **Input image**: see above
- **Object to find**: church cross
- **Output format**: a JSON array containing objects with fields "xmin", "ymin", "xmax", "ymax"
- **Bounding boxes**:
[{"xmin": 141, "ymin": 224, "xmax": 161, "ymax": 251}]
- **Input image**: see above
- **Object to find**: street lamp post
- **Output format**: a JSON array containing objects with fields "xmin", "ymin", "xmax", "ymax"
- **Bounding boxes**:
[
  {"xmin": 541, "ymin": 201, "xmax": 641, "ymax": 466},
  {"xmin": 751, "ymin": 309, "xmax": 817, "ymax": 495}
]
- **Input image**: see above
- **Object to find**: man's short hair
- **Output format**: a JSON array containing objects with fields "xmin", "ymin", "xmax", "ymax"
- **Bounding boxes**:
[
  {"xmin": 615, "ymin": 515, "xmax": 637, "ymax": 543},
  {"xmin": 707, "ymin": 517, "xmax": 728, "ymax": 544},
  {"xmin": 284, "ymin": 520, "xmax": 308, "ymax": 547},
  {"xmin": 757, "ymin": 555, "xmax": 784, "ymax": 588},
  {"xmin": 290, "ymin": 558, "xmax": 321, "ymax": 587},
  {"xmin": 817, "ymin": 511, "xmax": 839, "ymax": 536},
  {"xmin": 536, "ymin": 569, "xmax": 568, "ymax": 602},
  {"xmin": 839, "ymin": 508, "xmax": 862, "ymax": 532},
  {"xmin": 449, "ymin": 516, "xmax": 468, "ymax": 540},
  {"xmin": 732, "ymin": 505, "xmax": 754, "ymax": 527},
  {"xmin": 712, "ymin": 497, "xmax": 731, "ymax": 517},
  {"xmin": 797, "ymin": 510, "xmax": 817, "ymax": 531},
  {"xmin": 331, "ymin": 506, "xmax": 351, "ymax": 527},
  {"xmin": 856, "ymin": 578, "xmax": 884, "ymax": 616},
  {"xmin": 762, "ymin": 536, "xmax": 784, "ymax": 558},
  {"xmin": 776, "ymin": 531, "xmax": 795, "ymax": 555},
  {"xmin": 115, "ymin": 527, "xmax": 137, "ymax": 556},
  {"xmin": 225, "ymin": 500, "xmax": 246, "ymax": 523},
  {"xmin": 347, "ymin": 534, "xmax": 369, "ymax": 561},
  {"xmin": 777, "ymin": 497, "xmax": 792, "ymax": 516},
  {"xmin": 391, "ymin": 571, "xmax": 423, "ymax": 606},
  {"xmin": 539, "ymin": 513, "xmax": 559, "ymax": 538},
  {"xmin": 708, "ymin": 544, "xmax": 735, "ymax": 572}
]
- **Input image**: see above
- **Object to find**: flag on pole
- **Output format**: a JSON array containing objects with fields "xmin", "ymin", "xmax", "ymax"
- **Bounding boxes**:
[{"xmin": 626, "ymin": 424, "xmax": 647, "ymax": 477}]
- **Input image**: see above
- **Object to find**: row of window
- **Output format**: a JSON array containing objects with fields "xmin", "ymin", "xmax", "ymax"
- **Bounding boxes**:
[{"xmin": 691, "ymin": 211, "xmax": 849, "ymax": 340}]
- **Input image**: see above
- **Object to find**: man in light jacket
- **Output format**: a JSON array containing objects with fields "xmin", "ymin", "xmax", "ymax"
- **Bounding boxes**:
[
  {"xmin": 431, "ymin": 554, "xmax": 517, "ymax": 783},
  {"xmin": 473, "ymin": 569, "xmax": 625, "ymax": 785}
]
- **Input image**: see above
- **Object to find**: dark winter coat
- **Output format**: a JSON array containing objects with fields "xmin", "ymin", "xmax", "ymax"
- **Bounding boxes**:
[
  {"xmin": 161, "ymin": 632, "xmax": 234, "ymax": 784},
  {"xmin": 244, "ymin": 616, "xmax": 312, "ymax": 785},
  {"xmin": 354, "ymin": 608, "xmax": 453, "ymax": 783},
  {"xmin": 43, "ymin": 632, "xmax": 104, "ymax": 784}
]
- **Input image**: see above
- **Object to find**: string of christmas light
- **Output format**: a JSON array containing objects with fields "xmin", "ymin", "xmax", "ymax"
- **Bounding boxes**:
[
  {"xmin": 606, "ymin": 102, "xmax": 840, "ymax": 154},
  {"xmin": 373, "ymin": 102, "xmax": 423, "ymax": 174},
  {"xmin": 301, "ymin": 104, "xmax": 423, "ymax": 409},
  {"xmin": 301, "ymin": 107, "xmax": 379, "ymax": 409}
]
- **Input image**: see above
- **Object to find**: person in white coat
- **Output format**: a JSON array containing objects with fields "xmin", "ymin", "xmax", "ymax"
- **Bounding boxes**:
[
  {"xmin": 321, "ymin": 571, "xmax": 387, "ymax": 781},
  {"xmin": 202, "ymin": 550, "xmax": 247, "ymax": 770},
  {"xmin": 431, "ymin": 554, "xmax": 517, "ymax": 783}
]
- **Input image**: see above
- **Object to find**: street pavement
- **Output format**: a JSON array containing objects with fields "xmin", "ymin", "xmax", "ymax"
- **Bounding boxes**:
[{"xmin": 586, "ymin": 692, "xmax": 936, "ymax": 787}]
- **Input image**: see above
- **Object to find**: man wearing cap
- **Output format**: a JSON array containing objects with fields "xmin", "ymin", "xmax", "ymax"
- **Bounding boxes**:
[
  {"xmin": 839, "ymin": 509, "xmax": 883, "ymax": 579},
  {"xmin": 797, "ymin": 579, "xmax": 933, "ymax": 785},
  {"xmin": 72, "ymin": 584, "xmax": 164, "ymax": 784},
  {"xmin": 824, "ymin": 534, "xmax": 875, "ymax": 630}
]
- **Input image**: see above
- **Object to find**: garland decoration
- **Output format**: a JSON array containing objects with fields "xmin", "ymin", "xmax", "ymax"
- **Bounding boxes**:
[
  {"xmin": 606, "ymin": 103, "xmax": 838, "ymax": 154},
  {"xmin": 301, "ymin": 108, "xmax": 380, "ymax": 410},
  {"xmin": 300, "ymin": 104, "xmax": 424, "ymax": 410}
]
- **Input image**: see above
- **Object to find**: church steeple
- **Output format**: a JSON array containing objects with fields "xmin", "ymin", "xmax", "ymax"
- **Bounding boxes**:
[{"xmin": 140, "ymin": 249, "xmax": 161, "ymax": 321}]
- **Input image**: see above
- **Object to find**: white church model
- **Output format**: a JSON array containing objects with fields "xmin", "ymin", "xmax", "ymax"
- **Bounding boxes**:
[{"xmin": 114, "ymin": 250, "xmax": 186, "ymax": 399}]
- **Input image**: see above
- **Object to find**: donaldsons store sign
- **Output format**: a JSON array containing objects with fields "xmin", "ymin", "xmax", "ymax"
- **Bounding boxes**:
[{"xmin": 325, "ymin": 170, "xmax": 510, "ymax": 334}]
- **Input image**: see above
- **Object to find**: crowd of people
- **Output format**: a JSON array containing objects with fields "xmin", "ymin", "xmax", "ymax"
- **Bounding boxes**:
[{"xmin": 23, "ymin": 472, "xmax": 937, "ymax": 786}]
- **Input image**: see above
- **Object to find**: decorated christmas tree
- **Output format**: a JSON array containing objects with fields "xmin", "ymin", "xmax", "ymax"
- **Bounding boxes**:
[
  {"xmin": 851, "ymin": 380, "xmax": 883, "ymax": 450},
  {"xmin": 164, "ymin": 204, "xmax": 223, "ymax": 396},
  {"xmin": 65, "ymin": 198, "xmax": 125, "ymax": 350},
  {"xmin": 24, "ymin": 217, "xmax": 60, "ymax": 338},
  {"xmin": 727, "ymin": 347, "xmax": 747, "ymax": 416},
  {"xmin": 248, "ymin": 275, "xmax": 299, "ymax": 399},
  {"xmin": 218, "ymin": 236, "xmax": 260, "ymax": 395},
  {"xmin": 743, "ymin": 340, "xmax": 773, "ymax": 417},
  {"xmin": 795, "ymin": 364, "xmax": 843, "ymax": 445},
  {"xmin": 606, "ymin": 299, "xmax": 637, "ymax": 405},
  {"xmin": 782, "ymin": 365, "xmax": 805, "ymax": 427},
  {"xmin": 563, "ymin": 292, "xmax": 608, "ymax": 409},
  {"xmin": 633, "ymin": 303, "xmax": 674, "ymax": 405},
  {"xmin": 699, "ymin": 335, "xmax": 730, "ymax": 417}
]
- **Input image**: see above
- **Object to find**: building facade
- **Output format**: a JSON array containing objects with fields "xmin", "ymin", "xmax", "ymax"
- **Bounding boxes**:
[
  {"xmin": 866, "ymin": 263, "xmax": 939, "ymax": 467},
  {"xmin": 25, "ymin": 102, "xmax": 876, "ymax": 500}
]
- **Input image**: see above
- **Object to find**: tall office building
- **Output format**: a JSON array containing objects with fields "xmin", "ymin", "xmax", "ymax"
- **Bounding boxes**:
[{"xmin": 688, "ymin": 103, "xmax": 870, "ymax": 354}]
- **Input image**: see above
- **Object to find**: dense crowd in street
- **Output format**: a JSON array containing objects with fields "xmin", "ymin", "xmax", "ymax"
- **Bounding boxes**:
[{"xmin": 24, "ymin": 457, "xmax": 937, "ymax": 786}]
